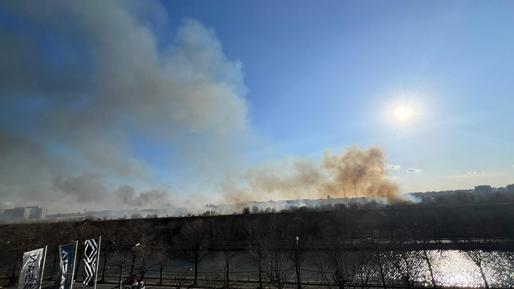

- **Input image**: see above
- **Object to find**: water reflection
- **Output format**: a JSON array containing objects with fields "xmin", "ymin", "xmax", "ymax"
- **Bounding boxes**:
[
  {"xmin": 408, "ymin": 250, "xmax": 513, "ymax": 287},
  {"xmin": 434, "ymin": 251, "xmax": 485, "ymax": 287},
  {"xmin": 141, "ymin": 250, "xmax": 514, "ymax": 287}
]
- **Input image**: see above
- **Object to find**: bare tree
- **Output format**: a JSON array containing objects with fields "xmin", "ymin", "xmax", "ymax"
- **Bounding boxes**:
[
  {"xmin": 213, "ymin": 218, "xmax": 241, "ymax": 288},
  {"xmin": 98, "ymin": 223, "xmax": 125, "ymax": 282},
  {"xmin": 314, "ymin": 219, "xmax": 361, "ymax": 289},
  {"xmin": 130, "ymin": 223, "xmax": 156, "ymax": 282},
  {"xmin": 154, "ymin": 238, "xmax": 170, "ymax": 285},
  {"xmin": 174, "ymin": 219, "xmax": 211, "ymax": 286},
  {"xmin": 314, "ymin": 245, "xmax": 365, "ymax": 289},
  {"xmin": 246, "ymin": 219, "xmax": 266, "ymax": 289},
  {"xmin": 260, "ymin": 218, "xmax": 292, "ymax": 289},
  {"xmin": 374, "ymin": 251, "xmax": 387, "ymax": 289},
  {"xmin": 420, "ymin": 248, "xmax": 437, "ymax": 288},
  {"xmin": 354, "ymin": 252, "xmax": 375, "ymax": 289},
  {"xmin": 383, "ymin": 250, "xmax": 425, "ymax": 288},
  {"xmin": 464, "ymin": 250, "xmax": 490, "ymax": 289}
]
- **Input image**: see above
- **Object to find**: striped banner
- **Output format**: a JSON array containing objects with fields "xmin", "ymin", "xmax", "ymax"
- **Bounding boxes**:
[
  {"xmin": 82, "ymin": 237, "xmax": 101, "ymax": 289},
  {"xmin": 59, "ymin": 241, "xmax": 78, "ymax": 289}
]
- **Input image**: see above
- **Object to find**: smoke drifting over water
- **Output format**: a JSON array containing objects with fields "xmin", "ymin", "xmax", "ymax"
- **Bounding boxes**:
[{"xmin": 224, "ymin": 147, "xmax": 404, "ymax": 205}]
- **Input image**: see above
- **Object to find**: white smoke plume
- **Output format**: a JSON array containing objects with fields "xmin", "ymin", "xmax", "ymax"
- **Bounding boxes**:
[
  {"xmin": 0, "ymin": 1, "xmax": 248, "ymax": 212},
  {"xmin": 0, "ymin": 2, "xmax": 407, "ymax": 215}
]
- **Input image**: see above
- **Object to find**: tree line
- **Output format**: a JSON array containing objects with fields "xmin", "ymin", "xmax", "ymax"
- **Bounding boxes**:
[{"xmin": 1, "ymin": 202, "xmax": 514, "ymax": 288}]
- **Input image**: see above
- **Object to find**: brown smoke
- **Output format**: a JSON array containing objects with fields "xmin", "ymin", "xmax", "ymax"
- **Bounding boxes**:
[
  {"xmin": 322, "ymin": 147, "xmax": 402, "ymax": 202},
  {"xmin": 224, "ymin": 146, "xmax": 405, "ymax": 205}
]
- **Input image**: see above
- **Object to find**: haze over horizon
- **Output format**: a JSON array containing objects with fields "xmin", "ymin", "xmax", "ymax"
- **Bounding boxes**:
[{"xmin": 1, "ymin": 1, "xmax": 514, "ymax": 213}]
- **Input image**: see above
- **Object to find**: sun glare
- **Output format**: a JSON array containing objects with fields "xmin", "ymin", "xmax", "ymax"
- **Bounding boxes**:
[{"xmin": 394, "ymin": 105, "xmax": 414, "ymax": 121}]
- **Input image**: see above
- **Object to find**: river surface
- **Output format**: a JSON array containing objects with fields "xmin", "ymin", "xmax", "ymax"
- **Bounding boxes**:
[{"xmin": 120, "ymin": 250, "xmax": 513, "ymax": 287}]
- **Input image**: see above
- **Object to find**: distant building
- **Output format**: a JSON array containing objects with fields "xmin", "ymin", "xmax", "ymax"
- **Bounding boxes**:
[
  {"xmin": 1, "ymin": 206, "xmax": 47, "ymax": 222},
  {"xmin": 474, "ymin": 185, "xmax": 493, "ymax": 194},
  {"xmin": 3, "ymin": 207, "xmax": 28, "ymax": 220},
  {"xmin": 27, "ymin": 206, "xmax": 47, "ymax": 219}
]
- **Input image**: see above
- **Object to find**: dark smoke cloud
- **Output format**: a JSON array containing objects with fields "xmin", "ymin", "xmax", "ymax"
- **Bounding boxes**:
[
  {"xmin": 116, "ymin": 185, "xmax": 170, "ymax": 207},
  {"xmin": 53, "ymin": 174, "xmax": 109, "ymax": 203},
  {"xmin": 0, "ymin": 130, "xmax": 69, "ymax": 204},
  {"xmin": 224, "ymin": 147, "xmax": 405, "ymax": 205},
  {"xmin": 53, "ymin": 175, "xmax": 171, "ymax": 208}
]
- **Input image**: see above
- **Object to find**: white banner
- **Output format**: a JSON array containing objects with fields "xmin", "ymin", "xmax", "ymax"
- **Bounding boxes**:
[
  {"xmin": 82, "ymin": 237, "xmax": 101, "ymax": 289},
  {"xmin": 18, "ymin": 247, "xmax": 47, "ymax": 289}
]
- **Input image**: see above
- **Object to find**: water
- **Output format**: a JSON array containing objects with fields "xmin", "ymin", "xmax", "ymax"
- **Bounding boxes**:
[
  {"xmin": 102, "ymin": 250, "xmax": 514, "ymax": 287},
  {"xmin": 430, "ymin": 251, "xmax": 513, "ymax": 287}
]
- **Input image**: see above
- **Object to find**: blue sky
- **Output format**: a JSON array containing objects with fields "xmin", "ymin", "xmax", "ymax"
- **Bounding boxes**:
[
  {"xmin": 161, "ymin": 0, "xmax": 514, "ymax": 189},
  {"xmin": 1, "ymin": 1, "xmax": 514, "ymax": 211}
]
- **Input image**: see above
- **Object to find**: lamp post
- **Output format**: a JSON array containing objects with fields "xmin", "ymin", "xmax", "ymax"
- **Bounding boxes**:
[
  {"xmin": 129, "ymin": 243, "xmax": 141, "ymax": 277},
  {"xmin": 118, "ymin": 255, "xmax": 124, "ymax": 289},
  {"xmin": 295, "ymin": 236, "xmax": 302, "ymax": 289},
  {"xmin": 177, "ymin": 267, "xmax": 192, "ymax": 289},
  {"xmin": 120, "ymin": 243, "xmax": 140, "ymax": 289}
]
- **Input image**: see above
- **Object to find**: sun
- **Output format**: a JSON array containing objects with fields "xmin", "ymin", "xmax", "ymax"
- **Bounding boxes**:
[{"xmin": 394, "ymin": 105, "xmax": 414, "ymax": 121}]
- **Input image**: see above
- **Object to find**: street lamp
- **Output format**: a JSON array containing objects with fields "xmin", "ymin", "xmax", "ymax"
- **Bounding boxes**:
[
  {"xmin": 295, "ymin": 236, "xmax": 301, "ymax": 289},
  {"xmin": 118, "ymin": 243, "xmax": 142, "ymax": 289},
  {"xmin": 130, "ymin": 243, "xmax": 141, "ymax": 277}
]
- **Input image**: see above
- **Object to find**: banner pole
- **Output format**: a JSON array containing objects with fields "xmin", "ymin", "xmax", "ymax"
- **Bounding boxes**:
[
  {"xmin": 70, "ymin": 240, "xmax": 79, "ymax": 289},
  {"xmin": 39, "ymin": 246, "xmax": 48, "ymax": 289},
  {"xmin": 58, "ymin": 244, "xmax": 62, "ymax": 289},
  {"xmin": 93, "ymin": 236, "xmax": 101, "ymax": 289}
]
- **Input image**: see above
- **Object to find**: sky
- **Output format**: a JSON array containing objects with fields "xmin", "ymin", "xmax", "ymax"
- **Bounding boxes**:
[{"xmin": 1, "ymin": 0, "xmax": 514, "ymax": 213}]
